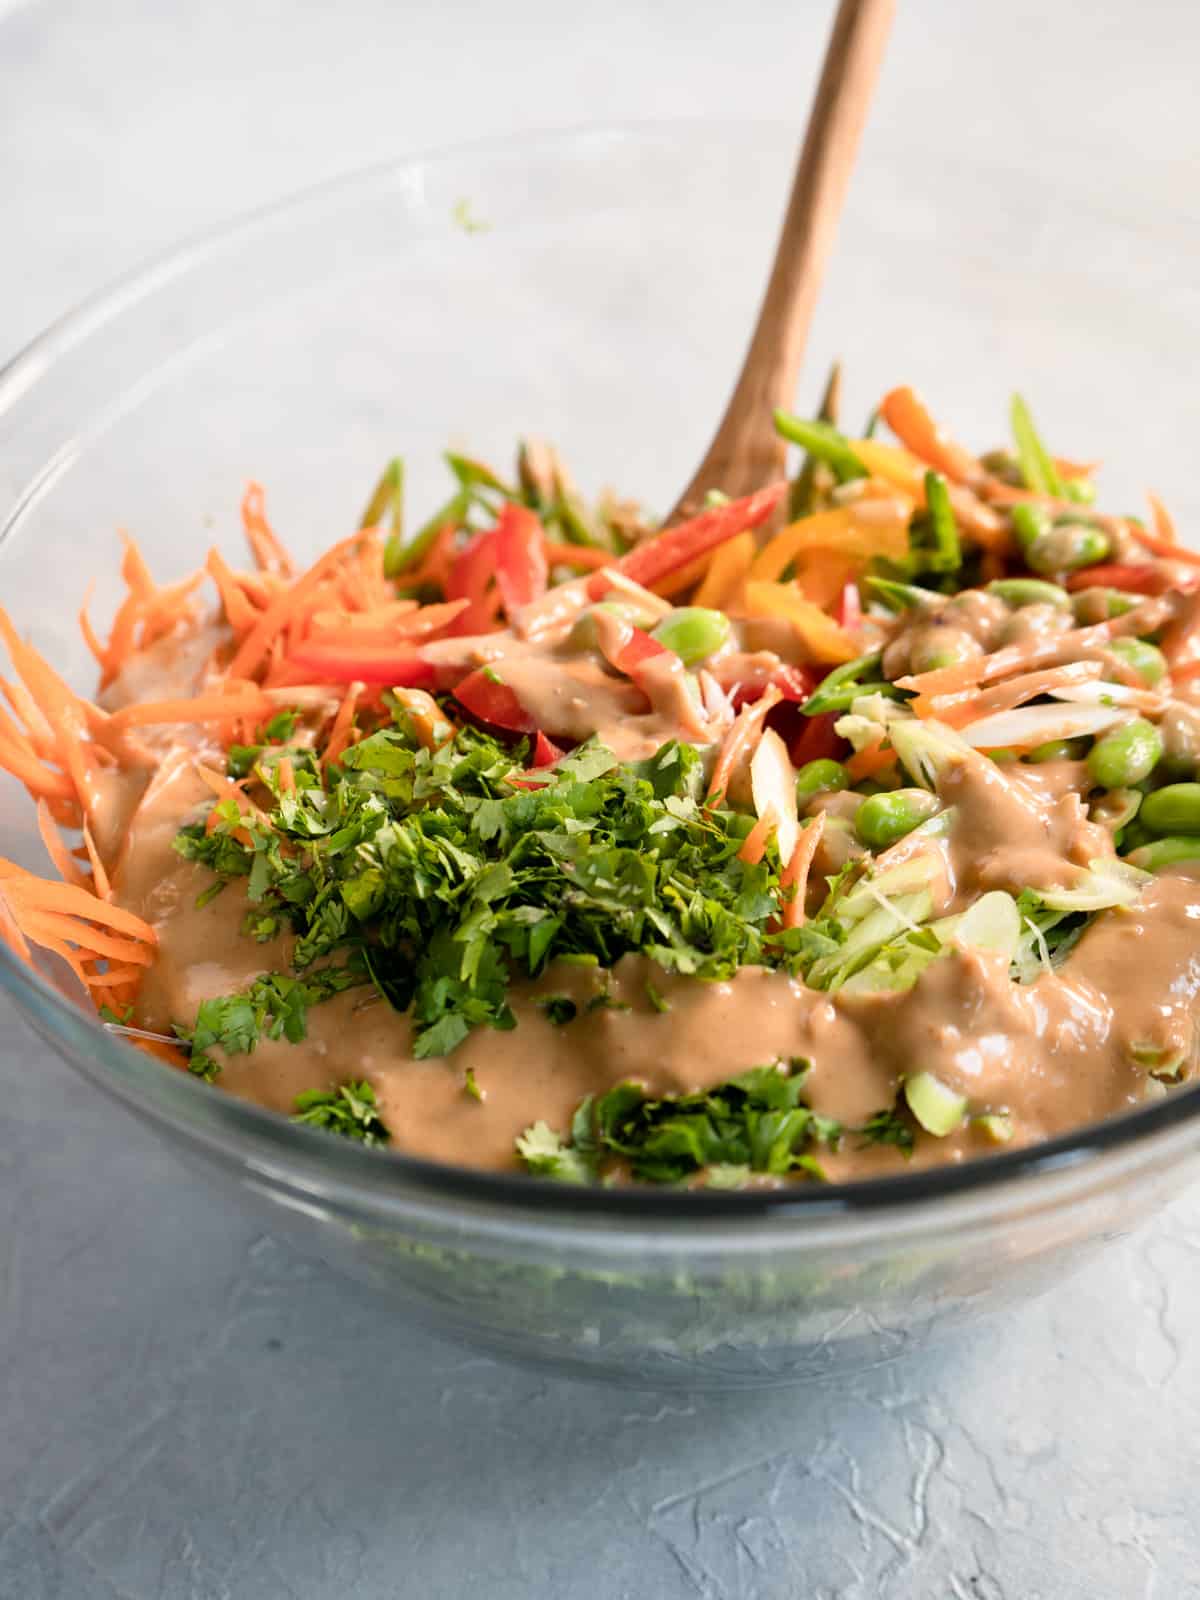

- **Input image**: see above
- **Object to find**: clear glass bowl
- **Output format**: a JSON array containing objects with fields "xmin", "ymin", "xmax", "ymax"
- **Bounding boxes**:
[{"xmin": 2, "ymin": 125, "xmax": 1199, "ymax": 1389}]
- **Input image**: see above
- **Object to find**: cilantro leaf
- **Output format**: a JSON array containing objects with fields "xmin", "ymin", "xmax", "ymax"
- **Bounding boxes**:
[{"xmin": 292, "ymin": 1080, "xmax": 390, "ymax": 1146}]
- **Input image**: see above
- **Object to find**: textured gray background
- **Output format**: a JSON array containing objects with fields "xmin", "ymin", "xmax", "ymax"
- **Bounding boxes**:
[{"xmin": 3, "ymin": 2, "xmax": 1200, "ymax": 1596}]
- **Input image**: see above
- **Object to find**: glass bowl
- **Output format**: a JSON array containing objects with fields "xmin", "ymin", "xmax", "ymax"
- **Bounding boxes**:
[{"xmin": 2, "ymin": 124, "xmax": 1199, "ymax": 1389}]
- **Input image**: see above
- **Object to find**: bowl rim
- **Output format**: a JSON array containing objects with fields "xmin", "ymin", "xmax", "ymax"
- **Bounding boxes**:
[{"xmin": 3, "ymin": 120, "xmax": 1199, "ymax": 1226}]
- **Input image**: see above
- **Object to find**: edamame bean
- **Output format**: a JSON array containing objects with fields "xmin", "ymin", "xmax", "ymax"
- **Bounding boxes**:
[
  {"xmin": 1091, "ymin": 787, "xmax": 1142, "ymax": 831},
  {"xmin": 1159, "ymin": 705, "xmax": 1200, "ymax": 777},
  {"xmin": 795, "ymin": 758, "xmax": 850, "ymax": 809},
  {"xmin": 569, "ymin": 601, "xmax": 653, "ymax": 650},
  {"xmin": 1000, "ymin": 603, "xmax": 1072, "ymax": 646},
  {"xmin": 1087, "ymin": 718, "xmax": 1163, "ymax": 788},
  {"xmin": 855, "ymin": 788, "xmax": 941, "ymax": 849},
  {"xmin": 908, "ymin": 625, "xmax": 983, "ymax": 675},
  {"xmin": 941, "ymin": 590, "xmax": 1010, "ymax": 645},
  {"xmin": 986, "ymin": 578, "xmax": 1072, "ymax": 610},
  {"xmin": 650, "ymin": 606, "xmax": 731, "ymax": 666},
  {"xmin": 1125, "ymin": 836, "xmax": 1200, "ymax": 872},
  {"xmin": 1139, "ymin": 783, "xmax": 1200, "ymax": 836},
  {"xmin": 1071, "ymin": 587, "xmax": 1139, "ymax": 624},
  {"xmin": 1010, "ymin": 502, "xmax": 1051, "ymax": 553},
  {"xmin": 1108, "ymin": 637, "xmax": 1167, "ymax": 687},
  {"xmin": 1025, "ymin": 521, "xmax": 1110, "ymax": 576},
  {"xmin": 1026, "ymin": 737, "xmax": 1090, "ymax": 764}
]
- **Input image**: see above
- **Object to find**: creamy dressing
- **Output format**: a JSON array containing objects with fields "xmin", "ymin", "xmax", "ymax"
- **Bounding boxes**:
[{"xmin": 98, "ymin": 609, "xmax": 1200, "ymax": 1185}]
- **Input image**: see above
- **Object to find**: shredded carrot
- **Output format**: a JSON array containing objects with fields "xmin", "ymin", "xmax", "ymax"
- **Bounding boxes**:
[
  {"xmin": 541, "ymin": 540, "xmax": 614, "ymax": 572},
  {"xmin": 19, "ymin": 910, "xmax": 154, "ymax": 966},
  {"xmin": 0, "ymin": 864, "xmax": 157, "ymax": 943},
  {"xmin": 899, "ymin": 599, "xmax": 1171, "ymax": 698},
  {"xmin": 779, "ymin": 811, "xmax": 826, "ymax": 929},
  {"xmin": 0, "ymin": 893, "xmax": 32, "ymax": 963},
  {"xmin": 737, "ymin": 806, "xmax": 777, "ymax": 865},
  {"xmin": 242, "ymin": 482, "xmax": 296, "ymax": 578},
  {"xmin": 323, "ymin": 682, "xmax": 364, "ymax": 769},
  {"xmin": 109, "ymin": 683, "xmax": 274, "ymax": 731},
  {"xmin": 1, "ymin": 676, "xmax": 58, "ymax": 762},
  {"xmin": 0, "ymin": 607, "xmax": 100, "ymax": 818},
  {"xmin": 846, "ymin": 743, "xmax": 897, "ymax": 781},
  {"xmin": 879, "ymin": 387, "xmax": 985, "ymax": 486},
  {"xmin": 276, "ymin": 756, "xmax": 296, "ymax": 795},
  {"xmin": 916, "ymin": 660, "xmax": 1105, "ymax": 727},
  {"xmin": 226, "ymin": 530, "xmax": 367, "ymax": 681},
  {"xmin": 206, "ymin": 547, "xmax": 261, "ymax": 632},
  {"xmin": 1129, "ymin": 493, "xmax": 1200, "ymax": 567},
  {"xmin": 36, "ymin": 802, "xmax": 91, "ymax": 890},
  {"xmin": 81, "ymin": 822, "xmax": 112, "ymax": 900},
  {"xmin": 706, "ymin": 685, "xmax": 784, "ymax": 806}
]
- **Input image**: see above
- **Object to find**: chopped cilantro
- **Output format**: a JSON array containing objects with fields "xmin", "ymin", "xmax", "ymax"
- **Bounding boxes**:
[
  {"xmin": 292, "ymin": 1080, "xmax": 389, "ymax": 1145},
  {"xmin": 178, "ymin": 964, "xmax": 365, "ymax": 1080},
  {"xmin": 537, "ymin": 995, "xmax": 578, "ymax": 1025},
  {"xmin": 516, "ymin": 1059, "xmax": 838, "ymax": 1185},
  {"xmin": 858, "ymin": 1106, "xmax": 916, "ymax": 1156},
  {"xmin": 175, "ymin": 726, "xmax": 807, "ymax": 1058}
]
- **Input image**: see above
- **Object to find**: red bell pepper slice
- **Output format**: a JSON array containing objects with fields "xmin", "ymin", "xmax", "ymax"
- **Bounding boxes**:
[
  {"xmin": 494, "ymin": 503, "xmax": 548, "ymax": 616},
  {"xmin": 284, "ymin": 638, "xmax": 435, "ymax": 687},
  {"xmin": 446, "ymin": 529, "xmax": 502, "ymax": 634},
  {"xmin": 530, "ymin": 730, "xmax": 564, "ymax": 768},
  {"xmin": 1064, "ymin": 563, "xmax": 1192, "ymax": 596},
  {"xmin": 789, "ymin": 711, "xmax": 843, "ymax": 768},
  {"xmin": 453, "ymin": 666, "xmax": 538, "ymax": 733},
  {"xmin": 587, "ymin": 482, "xmax": 786, "ymax": 600}
]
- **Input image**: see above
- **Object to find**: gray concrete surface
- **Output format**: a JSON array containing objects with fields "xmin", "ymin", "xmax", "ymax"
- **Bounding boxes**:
[{"xmin": 3, "ymin": 2, "xmax": 1200, "ymax": 1594}]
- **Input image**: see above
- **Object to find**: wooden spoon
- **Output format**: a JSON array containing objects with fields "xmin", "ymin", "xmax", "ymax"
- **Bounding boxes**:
[{"xmin": 666, "ymin": 0, "xmax": 895, "ymax": 524}]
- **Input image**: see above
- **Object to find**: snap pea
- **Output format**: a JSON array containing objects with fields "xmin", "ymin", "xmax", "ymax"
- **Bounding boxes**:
[
  {"xmin": 864, "ymin": 576, "xmax": 944, "ymax": 613},
  {"xmin": 986, "ymin": 578, "xmax": 1071, "ymax": 611},
  {"xmin": 923, "ymin": 472, "xmax": 961, "ymax": 572},
  {"xmin": 1010, "ymin": 502, "xmax": 1051, "ymax": 553},
  {"xmin": 1026, "ymin": 737, "xmax": 1090, "ymax": 764},
  {"xmin": 855, "ymin": 789, "xmax": 941, "ymax": 849},
  {"xmin": 1087, "ymin": 718, "xmax": 1164, "ymax": 788},
  {"xmin": 1125, "ymin": 836, "xmax": 1200, "ymax": 872},
  {"xmin": 1010, "ymin": 394, "xmax": 1066, "ymax": 498},
  {"xmin": 1139, "ymin": 783, "xmax": 1200, "ymax": 836},
  {"xmin": 773, "ymin": 410, "xmax": 866, "ymax": 484},
  {"xmin": 385, "ymin": 485, "xmax": 471, "ymax": 576},
  {"xmin": 795, "ymin": 758, "xmax": 850, "ymax": 809},
  {"xmin": 800, "ymin": 652, "xmax": 888, "ymax": 715},
  {"xmin": 1108, "ymin": 637, "xmax": 1167, "ymax": 687},
  {"xmin": 650, "ymin": 606, "xmax": 731, "ymax": 666},
  {"xmin": 1025, "ymin": 521, "xmax": 1110, "ymax": 576}
]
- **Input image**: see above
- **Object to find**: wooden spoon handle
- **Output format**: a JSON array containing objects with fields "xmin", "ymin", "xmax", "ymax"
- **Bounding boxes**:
[{"xmin": 668, "ymin": 0, "xmax": 895, "ymax": 522}]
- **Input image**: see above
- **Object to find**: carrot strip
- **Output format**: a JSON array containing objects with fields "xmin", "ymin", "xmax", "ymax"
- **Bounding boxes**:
[
  {"xmin": 323, "ymin": 682, "xmax": 364, "ymax": 769},
  {"xmin": 542, "ymin": 540, "xmax": 613, "ymax": 572},
  {"xmin": 206, "ymin": 548, "xmax": 260, "ymax": 632},
  {"xmin": 226, "ymin": 531, "xmax": 365, "ymax": 681},
  {"xmin": 706, "ymin": 685, "xmax": 784, "ymax": 806},
  {"xmin": 19, "ymin": 911, "xmax": 154, "ymax": 965},
  {"xmin": 845, "ymin": 742, "xmax": 896, "ymax": 781},
  {"xmin": 779, "ymin": 811, "xmax": 826, "ymax": 929},
  {"xmin": 1, "ymin": 677, "xmax": 58, "ymax": 761},
  {"xmin": 81, "ymin": 821, "xmax": 112, "ymax": 900},
  {"xmin": 80, "ymin": 964, "xmax": 143, "ymax": 987},
  {"xmin": 276, "ymin": 756, "xmax": 295, "ymax": 794},
  {"xmin": 896, "ymin": 598, "xmax": 1171, "ymax": 697},
  {"xmin": 737, "ymin": 807, "xmax": 777, "ymax": 866},
  {"xmin": 36, "ymin": 802, "xmax": 91, "ymax": 890},
  {"xmin": 109, "ymin": 684, "xmax": 274, "ymax": 731},
  {"xmin": 242, "ymin": 482, "xmax": 296, "ymax": 578},
  {"xmin": 0, "ymin": 893, "xmax": 32, "ymax": 964},
  {"xmin": 1129, "ymin": 493, "xmax": 1200, "ymax": 567},
  {"xmin": 0, "ymin": 727, "xmax": 76, "ymax": 800},
  {"xmin": 916, "ymin": 660, "xmax": 1104, "ymax": 728},
  {"xmin": 879, "ymin": 387, "xmax": 984, "ymax": 486},
  {"xmin": 0, "ymin": 866, "xmax": 158, "ymax": 943}
]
